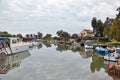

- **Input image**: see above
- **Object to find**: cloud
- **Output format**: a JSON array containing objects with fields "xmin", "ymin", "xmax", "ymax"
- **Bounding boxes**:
[{"xmin": 0, "ymin": 0, "xmax": 120, "ymax": 35}]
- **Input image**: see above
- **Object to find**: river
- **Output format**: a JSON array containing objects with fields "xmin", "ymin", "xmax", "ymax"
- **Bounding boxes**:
[{"xmin": 0, "ymin": 42, "xmax": 118, "ymax": 80}]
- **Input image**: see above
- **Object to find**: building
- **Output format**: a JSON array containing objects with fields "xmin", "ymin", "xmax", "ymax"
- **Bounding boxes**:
[{"xmin": 78, "ymin": 29, "xmax": 94, "ymax": 37}]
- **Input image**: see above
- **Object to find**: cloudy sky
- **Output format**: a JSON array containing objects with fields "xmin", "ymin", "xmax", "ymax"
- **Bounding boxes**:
[{"xmin": 0, "ymin": 0, "xmax": 119, "ymax": 36}]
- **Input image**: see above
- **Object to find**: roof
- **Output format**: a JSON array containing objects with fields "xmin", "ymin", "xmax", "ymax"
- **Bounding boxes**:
[
  {"xmin": 0, "ymin": 37, "xmax": 8, "ymax": 40},
  {"xmin": 83, "ymin": 29, "xmax": 93, "ymax": 33}
]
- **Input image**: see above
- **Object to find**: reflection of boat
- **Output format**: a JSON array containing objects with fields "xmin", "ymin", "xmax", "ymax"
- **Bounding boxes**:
[
  {"xmin": 79, "ymin": 50, "xmax": 93, "ymax": 58},
  {"xmin": 95, "ymin": 47, "xmax": 109, "ymax": 55},
  {"xmin": 104, "ymin": 54, "xmax": 118, "ymax": 62},
  {"xmin": 0, "ymin": 50, "xmax": 30, "ymax": 74},
  {"xmin": 85, "ymin": 49, "xmax": 94, "ymax": 54}
]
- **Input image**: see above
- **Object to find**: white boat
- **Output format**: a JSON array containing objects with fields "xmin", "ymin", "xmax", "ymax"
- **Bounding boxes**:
[
  {"xmin": 84, "ymin": 40, "xmax": 94, "ymax": 49},
  {"xmin": 0, "ymin": 37, "xmax": 30, "ymax": 55},
  {"xmin": 9, "ymin": 37, "xmax": 30, "ymax": 53},
  {"xmin": 104, "ymin": 54, "xmax": 118, "ymax": 62}
]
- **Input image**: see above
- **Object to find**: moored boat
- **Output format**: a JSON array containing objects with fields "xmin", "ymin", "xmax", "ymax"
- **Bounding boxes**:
[
  {"xmin": 104, "ymin": 54, "xmax": 118, "ymax": 62},
  {"xmin": 9, "ymin": 37, "xmax": 31, "ymax": 53},
  {"xmin": 0, "ymin": 37, "xmax": 31, "ymax": 55},
  {"xmin": 84, "ymin": 40, "xmax": 94, "ymax": 49}
]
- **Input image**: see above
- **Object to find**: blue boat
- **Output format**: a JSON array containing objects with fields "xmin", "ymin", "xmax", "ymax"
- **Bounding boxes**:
[{"xmin": 95, "ymin": 47, "xmax": 109, "ymax": 55}]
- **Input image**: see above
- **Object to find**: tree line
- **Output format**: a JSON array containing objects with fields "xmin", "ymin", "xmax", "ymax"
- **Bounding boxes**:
[{"xmin": 91, "ymin": 7, "xmax": 120, "ymax": 41}]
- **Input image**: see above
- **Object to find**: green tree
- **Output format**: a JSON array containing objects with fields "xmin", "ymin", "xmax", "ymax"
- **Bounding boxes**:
[
  {"xmin": 97, "ymin": 20, "xmax": 104, "ymax": 37},
  {"xmin": 91, "ymin": 17, "xmax": 97, "ymax": 37},
  {"xmin": 17, "ymin": 34, "xmax": 23, "ymax": 38},
  {"xmin": 56, "ymin": 30, "xmax": 70, "ymax": 44},
  {"xmin": 43, "ymin": 34, "xmax": 52, "ymax": 41},
  {"xmin": 0, "ymin": 31, "xmax": 12, "ymax": 37},
  {"xmin": 103, "ymin": 17, "xmax": 114, "ymax": 38},
  {"xmin": 116, "ymin": 7, "xmax": 120, "ymax": 19},
  {"xmin": 109, "ymin": 19, "xmax": 120, "ymax": 41},
  {"xmin": 37, "ymin": 32, "xmax": 43, "ymax": 39},
  {"xmin": 71, "ymin": 33, "xmax": 78, "ymax": 38}
]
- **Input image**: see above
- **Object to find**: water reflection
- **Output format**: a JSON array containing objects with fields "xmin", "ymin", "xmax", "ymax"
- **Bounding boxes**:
[
  {"xmin": 0, "ymin": 51, "xmax": 30, "ymax": 74},
  {"xmin": 43, "ymin": 42, "xmax": 51, "ymax": 48},
  {"xmin": 1, "ymin": 42, "xmax": 119, "ymax": 80},
  {"xmin": 37, "ymin": 43, "xmax": 42, "ymax": 49},
  {"xmin": 79, "ymin": 49, "xmax": 94, "ymax": 58},
  {"xmin": 51, "ymin": 43, "xmax": 120, "ymax": 79},
  {"xmin": 56, "ymin": 44, "xmax": 70, "ymax": 52},
  {"xmin": 90, "ymin": 54, "xmax": 104, "ymax": 73}
]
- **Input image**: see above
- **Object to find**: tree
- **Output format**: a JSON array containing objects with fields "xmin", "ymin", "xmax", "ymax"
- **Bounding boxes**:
[
  {"xmin": 37, "ymin": 32, "xmax": 43, "ymax": 39},
  {"xmin": 116, "ymin": 7, "xmax": 120, "ymax": 19},
  {"xmin": 109, "ymin": 18, "xmax": 120, "ymax": 41},
  {"xmin": 0, "ymin": 31, "xmax": 12, "ymax": 37},
  {"xmin": 17, "ymin": 34, "xmax": 23, "ymax": 38},
  {"xmin": 56, "ymin": 30, "xmax": 70, "ymax": 44},
  {"xmin": 91, "ymin": 17, "xmax": 97, "ymax": 37},
  {"xmin": 91, "ymin": 17, "xmax": 104, "ymax": 37},
  {"xmin": 71, "ymin": 33, "xmax": 78, "ymax": 38},
  {"xmin": 97, "ymin": 20, "xmax": 104, "ymax": 37},
  {"xmin": 43, "ymin": 34, "xmax": 52, "ymax": 41},
  {"xmin": 103, "ymin": 17, "xmax": 114, "ymax": 38}
]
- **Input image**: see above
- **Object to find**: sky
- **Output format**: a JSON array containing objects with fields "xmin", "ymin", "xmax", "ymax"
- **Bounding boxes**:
[{"xmin": 0, "ymin": 0, "xmax": 120, "ymax": 36}]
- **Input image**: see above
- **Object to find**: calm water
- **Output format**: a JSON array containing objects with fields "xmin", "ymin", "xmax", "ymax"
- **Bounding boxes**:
[{"xmin": 0, "ymin": 43, "xmax": 118, "ymax": 80}]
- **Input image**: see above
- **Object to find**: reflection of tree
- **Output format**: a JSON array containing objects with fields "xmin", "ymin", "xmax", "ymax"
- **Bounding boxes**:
[
  {"xmin": 56, "ymin": 44, "xmax": 70, "ymax": 52},
  {"xmin": 90, "ymin": 54, "xmax": 104, "ymax": 73},
  {"xmin": 37, "ymin": 43, "xmax": 42, "ymax": 49},
  {"xmin": 71, "ymin": 47, "xmax": 81, "ymax": 52},
  {"xmin": 43, "ymin": 42, "xmax": 51, "ymax": 48},
  {"xmin": 78, "ymin": 49, "xmax": 94, "ymax": 58},
  {"xmin": 107, "ymin": 66, "xmax": 120, "ymax": 80}
]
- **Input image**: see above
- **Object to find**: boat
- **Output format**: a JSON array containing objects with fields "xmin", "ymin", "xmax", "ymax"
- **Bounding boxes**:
[
  {"xmin": 0, "ymin": 50, "xmax": 30, "ymax": 74},
  {"xmin": 95, "ymin": 46, "xmax": 109, "ymax": 56},
  {"xmin": 104, "ymin": 54, "xmax": 118, "ymax": 62},
  {"xmin": 0, "ymin": 37, "xmax": 31, "ymax": 55},
  {"xmin": 9, "ymin": 37, "xmax": 31, "ymax": 54},
  {"xmin": 84, "ymin": 40, "xmax": 94, "ymax": 49}
]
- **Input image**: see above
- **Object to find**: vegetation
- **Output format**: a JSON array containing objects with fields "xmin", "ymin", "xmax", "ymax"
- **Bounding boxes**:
[
  {"xmin": 56, "ymin": 30, "xmax": 70, "ymax": 43},
  {"xmin": 0, "ymin": 31, "xmax": 12, "ymax": 37},
  {"xmin": 109, "ymin": 19, "xmax": 120, "ymax": 41},
  {"xmin": 92, "ymin": 6, "xmax": 120, "ymax": 42},
  {"xmin": 91, "ymin": 17, "xmax": 104, "ymax": 37}
]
